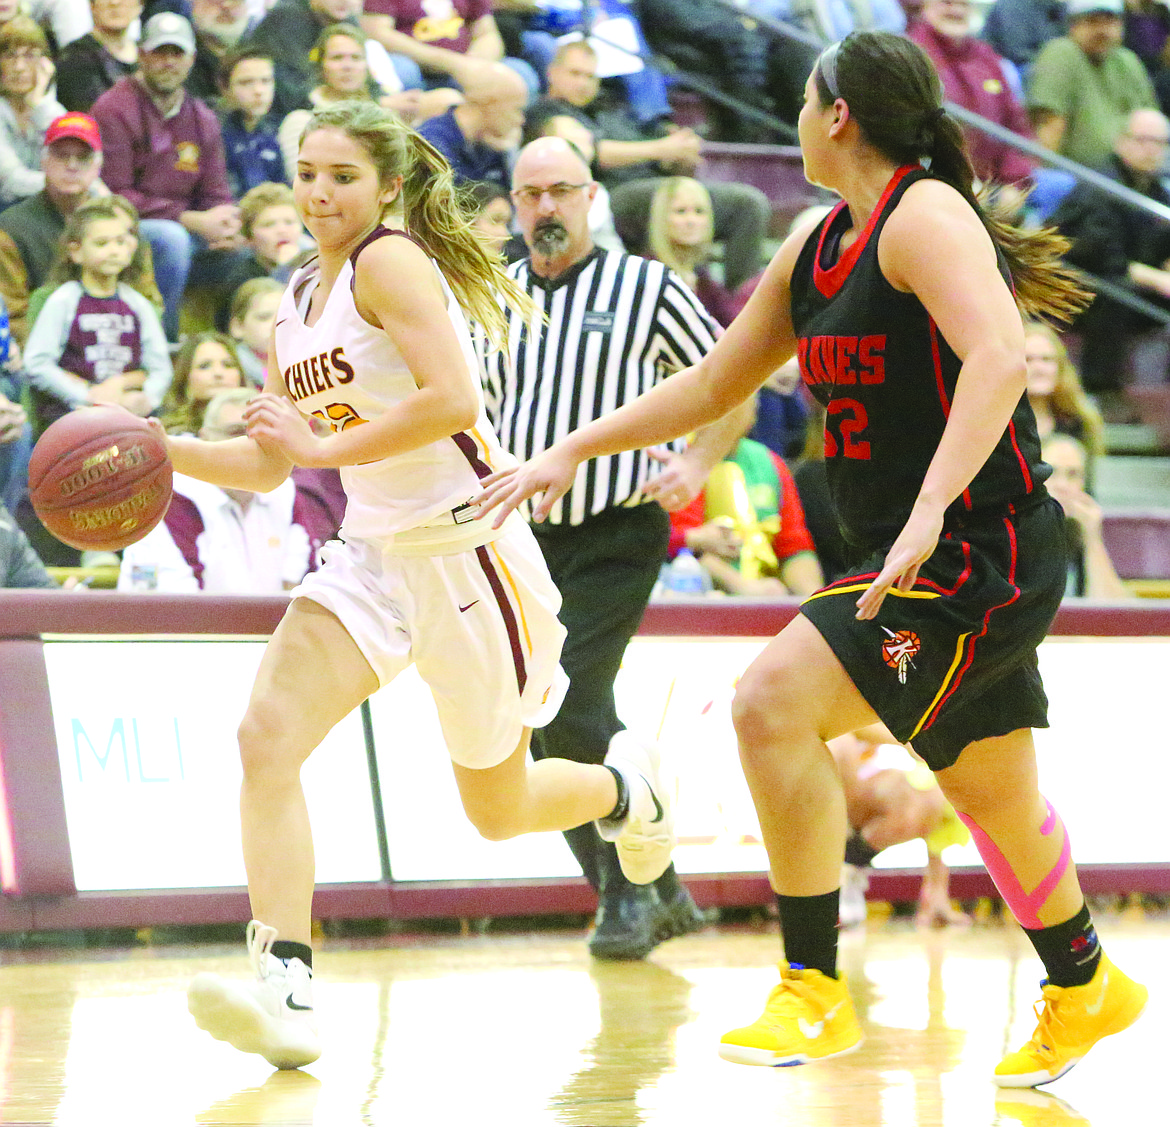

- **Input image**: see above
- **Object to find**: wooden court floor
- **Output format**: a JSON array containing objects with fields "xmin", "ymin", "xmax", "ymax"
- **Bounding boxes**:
[{"xmin": 0, "ymin": 908, "xmax": 1164, "ymax": 1127}]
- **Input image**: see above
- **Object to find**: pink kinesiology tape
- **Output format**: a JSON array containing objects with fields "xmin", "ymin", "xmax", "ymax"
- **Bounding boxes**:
[{"xmin": 957, "ymin": 800, "xmax": 1071, "ymax": 930}]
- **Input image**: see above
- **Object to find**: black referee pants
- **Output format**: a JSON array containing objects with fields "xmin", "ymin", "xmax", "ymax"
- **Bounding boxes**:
[{"xmin": 529, "ymin": 502, "xmax": 670, "ymax": 895}]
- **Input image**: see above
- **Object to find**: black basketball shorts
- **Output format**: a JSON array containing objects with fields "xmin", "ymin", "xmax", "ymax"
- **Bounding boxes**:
[{"xmin": 800, "ymin": 497, "xmax": 1067, "ymax": 771}]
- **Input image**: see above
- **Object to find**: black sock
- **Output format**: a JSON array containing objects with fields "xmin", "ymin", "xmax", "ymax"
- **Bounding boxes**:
[
  {"xmin": 271, "ymin": 939, "xmax": 313, "ymax": 970},
  {"xmin": 844, "ymin": 831, "xmax": 880, "ymax": 868},
  {"xmin": 776, "ymin": 891, "xmax": 840, "ymax": 979},
  {"xmin": 1023, "ymin": 902, "xmax": 1100, "ymax": 988},
  {"xmin": 604, "ymin": 765, "xmax": 629, "ymax": 822}
]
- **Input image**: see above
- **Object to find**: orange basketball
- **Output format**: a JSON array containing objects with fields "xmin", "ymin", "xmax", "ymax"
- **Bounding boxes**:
[{"xmin": 28, "ymin": 406, "xmax": 173, "ymax": 552}]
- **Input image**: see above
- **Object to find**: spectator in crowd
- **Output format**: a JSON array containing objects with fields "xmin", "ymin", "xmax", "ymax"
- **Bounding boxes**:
[
  {"xmin": 982, "ymin": 0, "xmax": 1067, "ymax": 73},
  {"xmin": 215, "ymin": 180, "xmax": 304, "ymax": 315},
  {"xmin": 118, "ymin": 387, "xmax": 315, "ymax": 592},
  {"xmin": 0, "ymin": 110, "xmax": 103, "ymax": 343},
  {"xmin": 831, "ymin": 729, "xmax": 972, "ymax": 929},
  {"xmin": 635, "ymin": 0, "xmax": 776, "ymax": 137},
  {"xmin": 277, "ymin": 23, "xmax": 451, "ymax": 175},
  {"xmin": 499, "ymin": 0, "xmax": 673, "ymax": 128},
  {"xmin": 1023, "ymin": 320, "xmax": 1106, "ymax": 460},
  {"xmin": 159, "ymin": 329, "xmax": 244, "ymax": 433},
  {"xmin": 666, "ymin": 403, "xmax": 824, "ymax": 598},
  {"xmin": 1027, "ymin": 0, "xmax": 1156, "ymax": 168},
  {"xmin": 186, "ymin": 0, "xmax": 259, "ymax": 102},
  {"xmin": 909, "ymin": 0, "xmax": 1036, "ymax": 197},
  {"xmin": 645, "ymin": 176, "xmax": 742, "ymax": 328},
  {"xmin": 465, "ymin": 176, "xmax": 512, "ymax": 255},
  {"xmin": 246, "ymin": 0, "xmax": 406, "ymax": 121},
  {"xmin": 1050, "ymin": 106, "xmax": 1170, "ymax": 390},
  {"xmin": 0, "ymin": 16, "xmax": 66, "ymax": 208},
  {"xmin": 482, "ymin": 137, "xmax": 751, "ymax": 959},
  {"xmin": 417, "ymin": 60, "xmax": 526, "ymax": 187},
  {"xmin": 55, "ymin": 0, "xmax": 140, "ymax": 113},
  {"xmin": 0, "ymin": 501, "xmax": 54, "ymax": 585},
  {"xmin": 522, "ymin": 110, "xmax": 623, "ymax": 252},
  {"xmin": 360, "ymin": 0, "xmax": 537, "ymax": 97},
  {"xmin": 219, "ymin": 47, "xmax": 286, "ymax": 197},
  {"xmin": 23, "ymin": 195, "xmax": 171, "ymax": 430},
  {"xmin": 226, "ymin": 274, "xmax": 281, "ymax": 385},
  {"xmin": 1123, "ymin": 0, "xmax": 1170, "ymax": 77},
  {"xmin": 1042, "ymin": 432, "xmax": 1134, "ymax": 598},
  {"xmin": 0, "ymin": 294, "xmax": 30, "ymax": 517},
  {"xmin": 530, "ymin": 39, "xmax": 769, "ymax": 292},
  {"xmin": 92, "ymin": 12, "xmax": 250, "ymax": 340}
]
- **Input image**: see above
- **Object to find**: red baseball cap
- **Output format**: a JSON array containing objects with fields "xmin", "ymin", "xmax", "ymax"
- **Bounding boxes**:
[{"xmin": 45, "ymin": 113, "xmax": 102, "ymax": 153}]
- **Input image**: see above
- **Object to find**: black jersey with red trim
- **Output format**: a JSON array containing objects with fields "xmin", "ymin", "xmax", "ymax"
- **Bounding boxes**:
[{"xmin": 789, "ymin": 164, "xmax": 1049, "ymax": 556}]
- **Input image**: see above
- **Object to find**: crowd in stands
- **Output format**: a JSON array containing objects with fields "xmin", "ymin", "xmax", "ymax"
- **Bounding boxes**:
[{"xmin": 0, "ymin": 0, "xmax": 1162, "ymax": 594}]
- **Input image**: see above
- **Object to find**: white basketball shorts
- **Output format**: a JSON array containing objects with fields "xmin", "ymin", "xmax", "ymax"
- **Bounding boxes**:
[{"xmin": 290, "ymin": 516, "xmax": 569, "ymax": 768}]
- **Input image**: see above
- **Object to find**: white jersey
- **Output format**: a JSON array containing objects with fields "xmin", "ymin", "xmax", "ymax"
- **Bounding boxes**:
[{"xmin": 274, "ymin": 228, "xmax": 516, "ymax": 545}]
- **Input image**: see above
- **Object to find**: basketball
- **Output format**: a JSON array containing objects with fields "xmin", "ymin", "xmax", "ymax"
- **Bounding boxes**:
[{"xmin": 28, "ymin": 406, "xmax": 173, "ymax": 552}]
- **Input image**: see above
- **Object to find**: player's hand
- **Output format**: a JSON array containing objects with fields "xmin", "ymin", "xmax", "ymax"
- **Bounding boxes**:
[
  {"xmin": 642, "ymin": 446, "xmax": 703, "ymax": 512},
  {"xmin": 855, "ymin": 500, "xmax": 944, "ymax": 620},
  {"xmin": 474, "ymin": 446, "xmax": 579, "ymax": 528},
  {"xmin": 0, "ymin": 394, "xmax": 26, "ymax": 444},
  {"xmin": 244, "ymin": 393, "xmax": 323, "ymax": 465}
]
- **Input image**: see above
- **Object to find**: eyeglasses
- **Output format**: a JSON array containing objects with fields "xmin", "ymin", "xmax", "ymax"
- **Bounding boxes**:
[
  {"xmin": 1125, "ymin": 133, "xmax": 1170, "ymax": 147},
  {"xmin": 511, "ymin": 183, "xmax": 588, "ymax": 206},
  {"xmin": 1, "ymin": 48, "xmax": 44, "ymax": 64}
]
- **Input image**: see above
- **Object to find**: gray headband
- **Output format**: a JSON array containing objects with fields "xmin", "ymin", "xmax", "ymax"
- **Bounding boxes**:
[{"xmin": 817, "ymin": 41, "xmax": 842, "ymax": 99}]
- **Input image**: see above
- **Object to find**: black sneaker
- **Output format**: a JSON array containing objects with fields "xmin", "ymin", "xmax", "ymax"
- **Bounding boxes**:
[{"xmin": 588, "ymin": 885, "xmax": 662, "ymax": 960}]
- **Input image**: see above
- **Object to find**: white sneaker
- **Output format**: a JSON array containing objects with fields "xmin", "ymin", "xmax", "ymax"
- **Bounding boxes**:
[
  {"xmin": 839, "ymin": 863, "xmax": 869, "ymax": 928},
  {"xmin": 188, "ymin": 920, "xmax": 320, "ymax": 1070},
  {"xmin": 596, "ymin": 731, "xmax": 676, "ymax": 885}
]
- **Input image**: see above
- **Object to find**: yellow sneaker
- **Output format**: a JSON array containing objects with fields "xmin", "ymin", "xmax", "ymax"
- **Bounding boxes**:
[
  {"xmin": 994, "ymin": 954, "xmax": 1147, "ymax": 1088},
  {"xmin": 719, "ymin": 962, "xmax": 862, "ymax": 1067}
]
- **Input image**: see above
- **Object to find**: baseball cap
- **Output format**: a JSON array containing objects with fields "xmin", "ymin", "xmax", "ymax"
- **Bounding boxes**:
[
  {"xmin": 44, "ymin": 112, "xmax": 102, "ymax": 153},
  {"xmin": 139, "ymin": 12, "xmax": 196, "ymax": 53},
  {"xmin": 1066, "ymin": 0, "xmax": 1124, "ymax": 18}
]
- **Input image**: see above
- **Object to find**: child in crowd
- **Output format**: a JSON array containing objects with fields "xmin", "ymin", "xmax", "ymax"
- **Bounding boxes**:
[
  {"xmin": 219, "ymin": 47, "xmax": 287, "ymax": 198},
  {"xmin": 23, "ymin": 195, "xmax": 171, "ymax": 432},
  {"xmin": 159, "ymin": 330, "xmax": 244, "ymax": 434},
  {"xmin": 228, "ymin": 276, "xmax": 282, "ymax": 388},
  {"xmin": 216, "ymin": 182, "xmax": 307, "ymax": 326}
]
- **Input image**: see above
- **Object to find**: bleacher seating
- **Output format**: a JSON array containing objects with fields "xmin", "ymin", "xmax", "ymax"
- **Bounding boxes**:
[
  {"xmin": 1101, "ymin": 509, "xmax": 1170, "ymax": 580},
  {"xmin": 698, "ymin": 143, "xmax": 833, "ymax": 236}
]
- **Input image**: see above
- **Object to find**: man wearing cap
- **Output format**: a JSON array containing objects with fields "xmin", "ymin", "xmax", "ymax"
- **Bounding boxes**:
[
  {"xmin": 1026, "ymin": 0, "xmax": 1156, "ymax": 168},
  {"xmin": 91, "ymin": 12, "xmax": 247, "ymax": 340},
  {"xmin": 0, "ymin": 112, "xmax": 104, "ymax": 344}
]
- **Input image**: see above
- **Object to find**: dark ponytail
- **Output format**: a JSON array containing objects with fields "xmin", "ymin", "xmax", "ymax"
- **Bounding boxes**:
[{"xmin": 815, "ymin": 32, "xmax": 1091, "ymax": 323}]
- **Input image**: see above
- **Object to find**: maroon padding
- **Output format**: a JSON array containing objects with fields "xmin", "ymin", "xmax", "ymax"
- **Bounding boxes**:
[
  {"xmin": 1, "ymin": 594, "xmax": 1169, "ymax": 930},
  {"xmin": 0, "ymin": 639, "xmax": 75, "ymax": 896},
  {"xmin": 1101, "ymin": 511, "xmax": 1170, "ymax": 581}
]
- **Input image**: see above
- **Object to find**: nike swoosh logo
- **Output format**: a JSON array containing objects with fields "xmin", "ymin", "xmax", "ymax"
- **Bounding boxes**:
[
  {"xmin": 797, "ymin": 1001, "xmax": 842, "ymax": 1041},
  {"xmin": 459, "ymin": 600, "xmax": 479, "ymax": 613},
  {"xmin": 1085, "ymin": 971, "xmax": 1109, "ymax": 1016},
  {"xmin": 649, "ymin": 787, "xmax": 664, "ymax": 823},
  {"xmin": 286, "ymin": 993, "xmax": 313, "ymax": 1012}
]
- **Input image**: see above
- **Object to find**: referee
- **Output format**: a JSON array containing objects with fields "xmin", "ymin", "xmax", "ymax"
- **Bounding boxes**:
[{"xmin": 483, "ymin": 137, "xmax": 753, "ymax": 959}]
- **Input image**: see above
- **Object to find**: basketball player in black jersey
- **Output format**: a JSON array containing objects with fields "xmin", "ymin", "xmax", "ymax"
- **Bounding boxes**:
[{"xmin": 477, "ymin": 30, "xmax": 1147, "ymax": 1089}]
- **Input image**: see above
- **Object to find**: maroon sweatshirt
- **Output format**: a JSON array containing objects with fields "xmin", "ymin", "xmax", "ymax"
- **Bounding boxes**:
[{"xmin": 91, "ymin": 75, "xmax": 233, "ymax": 222}]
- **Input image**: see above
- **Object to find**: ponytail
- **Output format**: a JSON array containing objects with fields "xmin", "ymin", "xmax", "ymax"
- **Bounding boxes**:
[
  {"xmin": 815, "ymin": 32, "xmax": 1092, "ymax": 324},
  {"xmin": 399, "ymin": 131, "xmax": 535, "ymax": 345}
]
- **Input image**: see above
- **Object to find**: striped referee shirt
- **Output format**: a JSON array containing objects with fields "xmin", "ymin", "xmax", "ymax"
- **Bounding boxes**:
[{"xmin": 482, "ymin": 247, "xmax": 720, "ymax": 526}]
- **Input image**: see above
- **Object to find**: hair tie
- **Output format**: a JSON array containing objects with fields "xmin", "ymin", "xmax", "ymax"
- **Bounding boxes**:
[{"xmin": 817, "ymin": 41, "xmax": 842, "ymax": 100}]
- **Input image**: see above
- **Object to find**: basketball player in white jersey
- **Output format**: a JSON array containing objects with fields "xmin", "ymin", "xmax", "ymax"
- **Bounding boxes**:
[{"xmin": 149, "ymin": 100, "xmax": 675, "ymax": 1071}]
